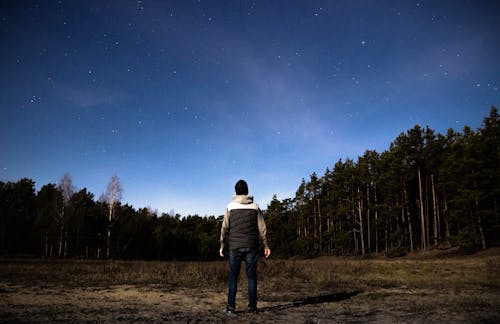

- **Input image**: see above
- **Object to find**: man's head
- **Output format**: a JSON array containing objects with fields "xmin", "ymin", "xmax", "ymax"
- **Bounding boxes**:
[{"xmin": 235, "ymin": 180, "xmax": 249, "ymax": 195}]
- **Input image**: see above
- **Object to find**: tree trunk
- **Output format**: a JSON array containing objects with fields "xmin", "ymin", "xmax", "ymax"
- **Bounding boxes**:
[
  {"xmin": 353, "ymin": 229, "xmax": 358, "ymax": 255},
  {"xmin": 317, "ymin": 198, "xmax": 322, "ymax": 253},
  {"xmin": 97, "ymin": 233, "xmax": 101, "ymax": 259},
  {"xmin": 297, "ymin": 209, "xmax": 304, "ymax": 238},
  {"xmin": 58, "ymin": 208, "xmax": 64, "ymax": 257},
  {"xmin": 107, "ymin": 226, "xmax": 111, "ymax": 258},
  {"xmin": 313, "ymin": 200, "xmax": 318, "ymax": 252},
  {"xmin": 107, "ymin": 204, "xmax": 113, "ymax": 259},
  {"xmin": 304, "ymin": 212, "xmax": 308, "ymax": 239},
  {"xmin": 403, "ymin": 179, "xmax": 414, "ymax": 252},
  {"xmin": 472, "ymin": 171, "xmax": 487, "ymax": 250},
  {"xmin": 384, "ymin": 213, "xmax": 388, "ymax": 253},
  {"xmin": 357, "ymin": 188, "xmax": 365, "ymax": 256},
  {"xmin": 425, "ymin": 177, "xmax": 430, "ymax": 249},
  {"xmin": 401, "ymin": 196, "xmax": 406, "ymax": 247},
  {"xmin": 431, "ymin": 173, "xmax": 439, "ymax": 246},
  {"xmin": 45, "ymin": 232, "xmax": 48, "ymax": 257},
  {"xmin": 64, "ymin": 231, "xmax": 68, "ymax": 257},
  {"xmin": 477, "ymin": 213, "xmax": 486, "ymax": 250},
  {"xmin": 442, "ymin": 187, "xmax": 451, "ymax": 240},
  {"xmin": 417, "ymin": 166, "xmax": 426, "ymax": 250},
  {"xmin": 1, "ymin": 213, "xmax": 4, "ymax": 253},
  {"xmin": 326, "ymin": 211, "xmax": 330, "ymax": 254},
  {"xmin": 389, "ymin": 204, "xmax": 394, "ymax": 250},
  {"xmin": 374, "ymin": 183, "xmax": 379, "ymax": 254},
  {"xmin": 367, "ymin": 185, "xmax": 371, "ymax": 255}
]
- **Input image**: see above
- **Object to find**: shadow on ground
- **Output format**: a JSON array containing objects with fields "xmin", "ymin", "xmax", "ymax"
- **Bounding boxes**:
[{"xmin": 259, "ymin": 290, "xmax": 361, "ymax": 312}]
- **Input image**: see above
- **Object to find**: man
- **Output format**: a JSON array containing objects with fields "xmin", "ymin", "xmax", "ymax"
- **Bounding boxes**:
[{"xmin": 219, "ymin": 179, "xmax": 271, "ymax": 314}]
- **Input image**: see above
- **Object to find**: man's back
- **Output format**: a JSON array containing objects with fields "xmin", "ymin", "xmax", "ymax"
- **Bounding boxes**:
[
  {"xmin": 220, "ymin": 194, "xmax": 269, "ymax": 252},
  {"xmin": 227, "ymin": 196, "xmax": 259, "ymax": 250}
]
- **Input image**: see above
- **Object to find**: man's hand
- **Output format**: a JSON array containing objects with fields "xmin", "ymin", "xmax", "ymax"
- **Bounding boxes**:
[
  {"xmin": 219, "ymin": 248, "xmax": 224, "ymax": 257},
  {"xmin": 264, "ymin": 248, "xmax": 271, "ymax": 258}
]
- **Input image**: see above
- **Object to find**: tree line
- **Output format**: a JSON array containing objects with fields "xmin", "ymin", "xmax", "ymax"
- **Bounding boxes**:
[
  {"xmin": 0, "ymin": 174, "xmax": 220, "ymax": 260},
  {"xmin": 1, "ymin": 107, "xmax": 498, "ymax": 259},
  {"xmin": 266, "ymin": 107, "xmax": 499, "ymax": 257}
]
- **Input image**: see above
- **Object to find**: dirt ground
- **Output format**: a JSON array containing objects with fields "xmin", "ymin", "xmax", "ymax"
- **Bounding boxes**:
[
  {"xmin": 1, "ymin": 284, "xmax": 498, "ymax": 323},
  {"xmin": 1, "ymin": 250, "xmax": 499, "ymax": 323}
]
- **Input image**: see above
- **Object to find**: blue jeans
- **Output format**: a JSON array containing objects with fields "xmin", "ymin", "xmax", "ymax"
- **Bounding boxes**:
[{"xmin": 227, "ymin": 247, "xmax": 259, "ymax": 311}]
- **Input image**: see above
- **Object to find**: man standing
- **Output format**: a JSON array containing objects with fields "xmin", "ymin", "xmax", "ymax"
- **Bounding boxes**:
[{"xmin": 219, "ymin": 180, "xmax": 271, "ymax": 313}]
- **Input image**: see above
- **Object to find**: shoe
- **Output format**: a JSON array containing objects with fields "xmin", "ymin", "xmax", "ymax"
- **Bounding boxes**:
[
  {"xmin": 247, "ymin": 308, "xmax": 258, "ymax": 313},
  {"xmin": 224, "ymin": 308, "xmax": 235, "ymax": 314}
]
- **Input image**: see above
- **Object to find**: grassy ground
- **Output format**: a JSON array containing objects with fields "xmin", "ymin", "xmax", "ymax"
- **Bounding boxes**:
[{"xmin": 1, "ymin": 247, "xmax": 499, "ymax": 322}]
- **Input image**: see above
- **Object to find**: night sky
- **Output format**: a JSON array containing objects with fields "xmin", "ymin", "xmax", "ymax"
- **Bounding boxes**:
[{"xmin": 1, "ymin": 0, "xmax": 499, "ymax": 216}]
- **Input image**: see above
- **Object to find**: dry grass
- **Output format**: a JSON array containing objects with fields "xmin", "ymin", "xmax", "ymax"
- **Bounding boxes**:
[
  {"xmin": 0, "ymin": 259, "xmax": 229, "ymax": 288},
  {"xmin": 259, "ymin": 248, "xmax": 500, "ymax": 291},
  {"xmin": 1, "ymin": 248, "xmax": 498, "ymax": 291}
]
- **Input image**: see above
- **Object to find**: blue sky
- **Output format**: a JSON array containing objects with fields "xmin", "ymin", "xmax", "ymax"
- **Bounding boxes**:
[{"xmin": 1, "ymin": 0, "xmax": 499, "ymax": 216}]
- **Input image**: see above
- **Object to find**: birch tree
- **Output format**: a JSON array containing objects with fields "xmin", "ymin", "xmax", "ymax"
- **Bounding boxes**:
[
  {"xmin": 57, "ymin": 173, "xmax": 74, "ymax": 257},
  {"xmin": 105, "ymin": 175, "xmax": 123, "ymax": 258}
]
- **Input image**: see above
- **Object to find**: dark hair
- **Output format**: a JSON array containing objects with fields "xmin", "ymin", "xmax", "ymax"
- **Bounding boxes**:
[{"xmin": 235, "ymin": 180, "xmax": 249, "ymax": 195}]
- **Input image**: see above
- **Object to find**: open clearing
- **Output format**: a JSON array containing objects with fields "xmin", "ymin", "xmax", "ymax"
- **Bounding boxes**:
[{"xmin": 1, "ymin": 248, "xmax": 499, "ymax": 323}]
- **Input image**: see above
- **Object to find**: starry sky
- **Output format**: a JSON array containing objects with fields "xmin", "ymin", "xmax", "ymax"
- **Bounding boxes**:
[{"xmin": 1, "ymin": 0, "xmax": 499, "ymax": 216}]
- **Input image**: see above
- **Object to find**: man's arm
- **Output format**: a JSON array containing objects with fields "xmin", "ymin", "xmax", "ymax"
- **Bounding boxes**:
[
  {"xmin": 219, "ymin": 208, "xmax": 230, "ymax": 257},
  {"xmin": 257, "ymin": 208, "xmax": 271, "ymax": 258}
]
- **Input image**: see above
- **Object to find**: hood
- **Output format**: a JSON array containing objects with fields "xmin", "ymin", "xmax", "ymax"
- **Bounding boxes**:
[{"xmin": 232, "ymin": 194, "xmax": 254, "ymax": 205}]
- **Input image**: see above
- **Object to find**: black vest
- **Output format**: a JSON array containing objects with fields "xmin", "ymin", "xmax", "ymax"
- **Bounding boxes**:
[{"xmin": 228, "ymin": 208, "xmax": 259, "ymax": 249}]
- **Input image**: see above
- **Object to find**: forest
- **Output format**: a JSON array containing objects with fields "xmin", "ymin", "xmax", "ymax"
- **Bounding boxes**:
[{"xmin": 1, "ymin": 107, "xmax": 498, "ymax": 260}]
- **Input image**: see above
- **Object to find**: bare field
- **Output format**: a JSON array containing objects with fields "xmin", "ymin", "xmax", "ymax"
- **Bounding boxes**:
[{"xmin": 1, "ymin": 248, "xmax": 499, "ymax": 323}]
